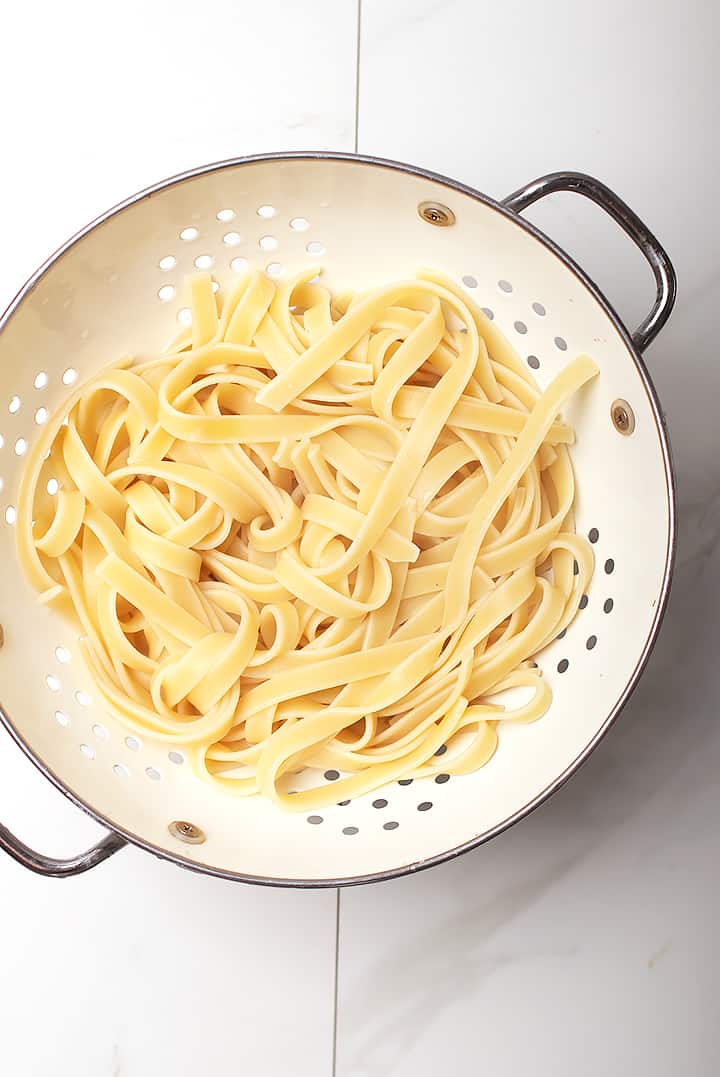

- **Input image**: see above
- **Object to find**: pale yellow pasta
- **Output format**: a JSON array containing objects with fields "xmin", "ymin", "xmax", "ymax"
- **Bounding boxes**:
[{"xmin": 16, "ymin": 268, "xmax": 598, "ymax": 811}]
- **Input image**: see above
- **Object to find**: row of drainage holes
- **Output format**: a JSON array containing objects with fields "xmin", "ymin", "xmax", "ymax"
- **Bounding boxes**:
[
  {"xmin": 171, "ymin": 210, "xmax": 311, "ymax": 246},
  {"xmin": 589, "ymin": 529, "xmax": 618, "ymax": 572},
  {"xmin": 160, "ymin": 247, "xmax": 326, "ymax": 303},
  {"xmin": 178, "ymin": 205, "xmax": 276, "ymax": 241},
  {"xmin": 477, "ymin": 277, "xmax": 549, "ymax": 312},
  {"xmin": 556, "ymin": 588, "xmax": 614, "ymax": 635},
  {"xmin": 329, "ymin": 773, "xmax": 451, "ymax": 812},
  {"xmin": 556, "ymin": 637, "xmax": 598, "ymax": 674},
  {"xmin": 125, "ymin": 736, "xmax": 184, "ymax": 768},
  {"xmin": 46, "ymin": 676, "xmax": 91, "ymax": 705},
  {"xmin": 323, "ymin": 766, "xmax": 445, "ymax": 786},
  {"xmin": 310, "ymin": 764, "xmax": 449, "ymax": 822},
  {"xmin": 4, "ymin": 370, "xmax": 78, "ymax": 418},
  {"xmin": 110, "ymin": 762, "xmax": 172, "ymax": 779},
  {"xmin": 342, "ymin": 746, "xmax": 444, "ymax": 789},
  {"xmin": 51, "ymin": 687, "xmax": 184, "ymax": 770},
  {"xmin": 56, "ymin": 719, "xmax": 185, "ymax": 779},
  {"xmin": 463, "ymin": 277, "xmax": 547, "ymax": 318},
  {"xmin": 514, "ymin": 322, "xmax": 566, "ymax": 343},
  {"xmin": 79, "ymin": 749, "xmax": 161, "ymax": 782},
  {"xmin": 472, "ymin": 307, "xmax": 568, "ymax": 354},
  {"xmin": 555, "ymin": 540, "xmax": 615, "ymax": 670},
  {"xmin": 163, "ymin": 234, "xmax": 324, "ymax": 263},
  {"xmin": 53, "ymin": 710, "xmax": 185, "ymax": 768},
  {"xmin": 307, "ymin": 822, "xmax": 401, "ymax": 833},
  {"xmin": 308, "ymin": 802, "xmax": 435, "ymax": 830},
  {"xmin": 312, "ymin": 766, "xmax": 450, "ymax": 822}
]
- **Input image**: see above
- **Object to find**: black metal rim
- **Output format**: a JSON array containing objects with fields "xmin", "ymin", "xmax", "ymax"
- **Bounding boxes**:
[{"xmin": 0, "ymin": 151, "xmax": 677, "ymax": 888}]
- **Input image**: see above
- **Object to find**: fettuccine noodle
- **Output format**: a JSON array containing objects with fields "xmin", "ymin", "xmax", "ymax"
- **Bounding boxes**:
[{"xmin": 17, "ymin": 268, "xmax": 598, "ymax": 811}]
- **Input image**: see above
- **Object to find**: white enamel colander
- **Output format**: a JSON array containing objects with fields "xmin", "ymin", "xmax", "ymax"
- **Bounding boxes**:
[{"xmin": 0, "ymin": 155, "xmax": 676, "ymax": 886}]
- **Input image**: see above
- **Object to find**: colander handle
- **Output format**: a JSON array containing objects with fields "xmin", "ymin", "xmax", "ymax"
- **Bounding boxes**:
[
  {"xmin": 501, "ymin": 171, "xmax": 677, "ymax": 352},
  {"xmin": 0, "ymin": 821, "xmax": 126, "ymax": 877}
]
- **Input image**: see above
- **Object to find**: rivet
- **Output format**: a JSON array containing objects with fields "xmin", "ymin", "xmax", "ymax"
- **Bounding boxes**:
[
  {"xmin": 611, "ymin": 399, "xmax": 635, "ymax": 435},
  {"xmin": 418, "ymin": 201, "xmax": 455, "ymax": 227},
  {"xmin": 168, "ymin": 820, "xmax": 206, "ymax": 845}
]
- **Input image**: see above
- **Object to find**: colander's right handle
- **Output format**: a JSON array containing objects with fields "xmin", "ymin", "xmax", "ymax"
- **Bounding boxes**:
[
  {"xmin": 0, "ymin": 821, "xmax": 126, "ymax": 877},
  {"xmin": 502, "ymin": 171, "xmax": 677, "ymax": 352}
]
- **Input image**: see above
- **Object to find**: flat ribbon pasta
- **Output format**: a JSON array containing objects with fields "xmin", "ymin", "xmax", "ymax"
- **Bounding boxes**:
[{"xmin": 16, "ymin": 268, "xmax": 598, "ymax": 810}]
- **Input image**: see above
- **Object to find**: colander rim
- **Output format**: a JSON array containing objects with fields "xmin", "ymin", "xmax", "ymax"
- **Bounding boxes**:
[{"xmin": 0, "ymin": 151, "xmax": 676, "ymax": 887}]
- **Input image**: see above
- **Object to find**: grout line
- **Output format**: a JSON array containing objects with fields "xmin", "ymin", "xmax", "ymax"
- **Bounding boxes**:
[
  {"xmin": 354, "ymin": 0, "xmax": 362, "ymax": 153},
  {"xmin": 331, "ymin": 887, "xmax": 342, "ymax": 1076},
  {"xmin": 334, "ymin": 6, "xmax": 358, "ymax": 1071}
]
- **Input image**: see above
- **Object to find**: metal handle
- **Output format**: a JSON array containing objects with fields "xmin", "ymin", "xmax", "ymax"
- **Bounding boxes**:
[
  {"xmin": 0, "ymin": 821, "xmax": 126, "ymax": 877},
  {"xmin": 502, "ymin": 171, "xmax": 677, "ymax": 353}
]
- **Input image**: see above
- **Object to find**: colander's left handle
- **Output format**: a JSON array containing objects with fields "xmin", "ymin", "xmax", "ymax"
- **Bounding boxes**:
[{"xmin": 0, "ymin": 821, "xmax": 127, "ymax": 877}]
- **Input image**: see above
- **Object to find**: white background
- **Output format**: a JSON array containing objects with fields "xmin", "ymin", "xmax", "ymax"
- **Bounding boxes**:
[{"xmin": 1, "ymin": 2, "xmax": 718, "ymax": 1074}]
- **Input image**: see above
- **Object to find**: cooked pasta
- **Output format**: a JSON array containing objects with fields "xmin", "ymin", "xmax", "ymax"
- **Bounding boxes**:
[{"xmin": 17, "ymin": 268, "xmax": 598, "ymax": 811}]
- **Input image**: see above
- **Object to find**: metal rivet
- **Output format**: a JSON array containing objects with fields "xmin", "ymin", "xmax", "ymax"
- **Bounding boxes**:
[
  {"xmin": 418, "ymin": 201, "xmax": 455, "ymax": 227},
  {"xmin": 611, "ymin": 399, "xmax": 635, "ymax": 435},
  {"xmin": 168, "ymin": 820, "xmax": 206, "ymax": 845}
]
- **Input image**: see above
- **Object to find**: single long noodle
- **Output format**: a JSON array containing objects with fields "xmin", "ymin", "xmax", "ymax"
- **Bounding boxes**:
[{"xmin": 17, "ymin": 268, "xmax": 598, "ymax": 810}]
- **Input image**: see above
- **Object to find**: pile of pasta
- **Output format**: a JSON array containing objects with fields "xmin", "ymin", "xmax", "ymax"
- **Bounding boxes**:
[{"xmin": 17, "ymin": 267, "xmax": 597, "ymax": 810}]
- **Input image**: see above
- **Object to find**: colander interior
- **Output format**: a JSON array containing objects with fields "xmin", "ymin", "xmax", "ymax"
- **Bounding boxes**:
[{"xmin": 0, "ymin": 157, "xmax": 672, "ymax": 883}]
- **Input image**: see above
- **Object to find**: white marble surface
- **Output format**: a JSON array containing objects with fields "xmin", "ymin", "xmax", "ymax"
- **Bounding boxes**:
[
  {"xmin": 0, "ymin": 3, "xmax": 354, "ymax": 1074},
  {"xmin": 0, "ymin": 1, "xmax": 357, "ymax": 304},
  {"xmin": 1, "ymin": 745, "xmax": 338, "ymax": 1077},
  {"xmin": 337, "ymin": 2, "xmax": 719, "ymax": 1075},
  {"xmin": 2, "ymin": 1, "xmax": 719, "ymax": 1074}
]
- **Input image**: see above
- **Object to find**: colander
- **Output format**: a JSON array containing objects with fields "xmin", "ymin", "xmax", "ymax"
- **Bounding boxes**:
[{"xmin": 0, "ymin": 154, "xmax": 676, "ymax": 886}]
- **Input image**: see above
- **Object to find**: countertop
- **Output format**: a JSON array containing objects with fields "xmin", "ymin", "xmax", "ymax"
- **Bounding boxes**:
[{"xmin": 1, "ymin": 2, "xmax": 717, "ymax": 1074}]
